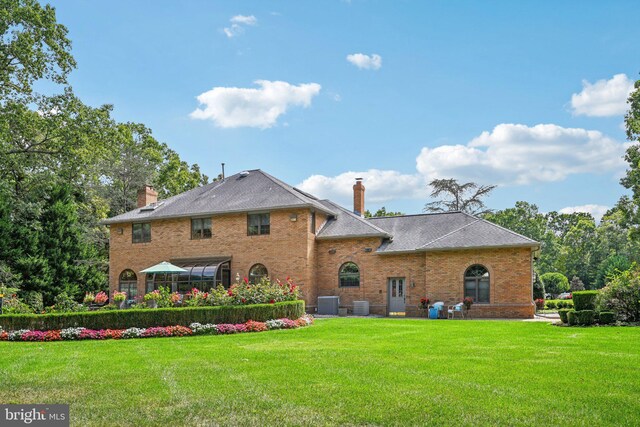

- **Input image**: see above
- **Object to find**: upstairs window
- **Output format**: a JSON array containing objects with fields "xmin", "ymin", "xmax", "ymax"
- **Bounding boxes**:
[
  {"xmin": 132, "ymin": 222, "xmax": 151, "ymax": 243},
  {"xmin": 191, "ymin": 218, "xmax": 212, "ymax": 239},
  {"xmin": 248, "ymin": 213, "xmax": 270, "ymax": 236},
  {"xmin": 339, "ymin": 262, "xmax": 360, "ymax": 288}
]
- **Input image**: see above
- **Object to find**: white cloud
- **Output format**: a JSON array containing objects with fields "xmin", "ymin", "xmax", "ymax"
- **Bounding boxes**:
[
  {"xmin": 346, "ymin": 53, "xmax": 382, "ymax": 70},
  {"xmin": 560, "ymin": 204, "xmax": 610, "ymax": 222},
  {"xmin": 570, "ymin": 73, "xmax": 634, "ymax": 117},
  {"xmin": 298, "ymin": 170, "xmax": 426, "ymax": 206},
  {"xmin": 230, "ymin": 15, "xmax": 257, "ymax": 26},
  {"xmin": 223, "ymin": 15, "xmax": 257, "ymax": 38},
  {"xmin": 298, "ymin": 123, "xmax": 629, "ymax": 204},
  {"xmin": 416, "ymin": 123, "xmax": 629, "ymax": 185},
  {"xmin": 190, "ymin": 80, "xmax": 321, "ymax": 129}
]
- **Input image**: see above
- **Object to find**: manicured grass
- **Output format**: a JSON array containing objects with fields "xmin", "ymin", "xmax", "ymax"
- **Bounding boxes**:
[{"xmin": 1, "ymin": 318, "xmax": 639, "ymax": 426}]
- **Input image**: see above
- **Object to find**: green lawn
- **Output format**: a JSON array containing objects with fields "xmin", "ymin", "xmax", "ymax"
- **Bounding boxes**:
[{"xmin": 1, "ymin": 318, "xmax": 639, "ymax": 426}]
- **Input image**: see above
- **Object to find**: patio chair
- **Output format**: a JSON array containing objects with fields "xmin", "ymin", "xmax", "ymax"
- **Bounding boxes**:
[
  {"xmin": 428, "ymin": 301, "xmax": 445, "ymax": 319},
  {"xmin": 447, "ymin": 303, "xmax": 465, "ymax": 319}
]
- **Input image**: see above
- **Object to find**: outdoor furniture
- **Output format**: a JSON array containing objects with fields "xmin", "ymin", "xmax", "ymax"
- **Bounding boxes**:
[
  {"xmin": 447, "ymin": 303, "xmax": 465, "ymax": 319},
  {"xmin": 428, "ymin": 301, "xmax": 445, "ymax": 319}
]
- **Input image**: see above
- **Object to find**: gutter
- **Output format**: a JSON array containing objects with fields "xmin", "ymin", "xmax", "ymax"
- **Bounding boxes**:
[{"xmin": 101, "ymin": 203, "xmax": 337, "ymax": 225}]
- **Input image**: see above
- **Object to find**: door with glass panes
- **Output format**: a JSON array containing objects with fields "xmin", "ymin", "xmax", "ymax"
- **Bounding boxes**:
[{"xmin": 388, "ymin": 277, "xmax": 406, "ymax": 314}]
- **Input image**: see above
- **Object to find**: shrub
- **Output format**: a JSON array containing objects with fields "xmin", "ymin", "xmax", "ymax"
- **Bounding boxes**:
[
  {"xmin": 533, "ymin": 274, "xmax": 545, "ymax": 300},
  {"xmin": 558, "ymin": 309, "xmax": 570, "ymax": 324},
  {"xmin": 0, "ymin": 300, "xmax": 304, "ymax": 331},
  {"xmin": 573, "ymin": 291, "xmax": 599, "ymax": 311},
  {"xmin": 541, "ymin": 273, "xmax": 570, "ymax": 296},
  {"xmin": 597, "ymin": 268, "xmax": 640, "ymax": 322},
  {"xmin": 2, "ymin": 297, "xmax": 34, "ymax": 314},
  {"xmin": 544, "ymin": 299, "xmax": 573, "ymax": 310},
  {"xmin": 50, "ymin": 292, "xmax": 86, "ymax": 313},
  {"xmin": 569, "ymin": 276, "xmax": 585, "ymax": 292},
  {"xmin": 535, "ymin": 299, "xmax": 545, "ymax": 310},
  {"xmin": 598, "ymin": 312, "xmax": 616, "ymax": 325},
  {"xmin": 23, "ymin": 292, "xmax": 44, "ymax": 313},
  {"xmin": 575, "ymin": 310, "xmax": 595, "ymax": 326},
  {"xmin": 557, "ymin": 300, "xmax": 574, "ymax": 309},
  {"xmin": 596, "ymin": 254, "xmax": 632, "ymax": 289},
  {"xmin": 567, "ymin": 310, "xmax": 578, "ymax": 326}
]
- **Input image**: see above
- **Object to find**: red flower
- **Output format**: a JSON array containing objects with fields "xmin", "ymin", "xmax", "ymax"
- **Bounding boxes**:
[
  {"xmin": 243, "ymin": 277, "xmax": 249, "ymax": 284},
  {"xmin": 241, "ymin": 298, "xmax": 246, "ymax": 304},
  {"xmin": 269, "ymin": 299, "xmax": 275, "ymax": 304},
  {"xmin": 227, "ymin": 290, "xmax": 234, "ymax": 296}
]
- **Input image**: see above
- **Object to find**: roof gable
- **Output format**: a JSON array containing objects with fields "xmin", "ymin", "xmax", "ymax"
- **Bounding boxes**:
[{"xmin": 102, "ymin": 169, "xmax": 335, "ymax": 224}]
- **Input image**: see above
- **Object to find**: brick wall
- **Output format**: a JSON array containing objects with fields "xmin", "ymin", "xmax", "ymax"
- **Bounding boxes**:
[
  {"xmin": 109, "ymin": 209, "xmax": 316, "ymax": 305},
  {"xmin": 315, "ymin": 238, "xmax": 426, "ymax": 316},
  {"xmin": 424, "ymin": 248, "xmax": 534, "ymax": 318},
  {"xmin": 109, "ymin": 210, "xmax": 534, "ymax": 318}
]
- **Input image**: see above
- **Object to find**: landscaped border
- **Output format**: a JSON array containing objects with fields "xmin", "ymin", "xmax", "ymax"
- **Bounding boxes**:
[
  {"xmin": 0, "ymin": 300, "xmax": 305, "ymax": 331},
  {"xmin": 0, "ymin": 316, "xmax": 314, "ymax": 342}
]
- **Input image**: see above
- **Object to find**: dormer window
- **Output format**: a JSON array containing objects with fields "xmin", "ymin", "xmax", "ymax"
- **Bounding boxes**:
[
  {"xmin": 191, "ymin": 218, "xmax": 212, "ymax": 239},
  {"xmin": 248, "ymin": 213, "xmax": 270, "ymax": 236}
]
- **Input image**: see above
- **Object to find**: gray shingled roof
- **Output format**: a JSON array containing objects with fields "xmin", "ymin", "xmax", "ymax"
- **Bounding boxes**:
[
  {"xmin": 102, "ymin": 169, "xmax": 336, "ymax": 224},
  {"xmin": 368, "ymin": 212, "xmax": 538, "ymax": 253},
  {"xmin": 103, "ymin": 169, "xmax": 539, "ymax": 252},
  {"xmin": 315, "ymin": 200, "xmax": 391, "ymax": 239}
]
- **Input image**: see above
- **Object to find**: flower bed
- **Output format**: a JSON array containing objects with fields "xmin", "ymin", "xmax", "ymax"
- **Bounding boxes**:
[
  {"xmin": 0, "ymin": 316, "xmax": 314, "ymax": 342},
  {"xmin": 0, "ymin": 300, "xmax": 305, "ymax": 331}
]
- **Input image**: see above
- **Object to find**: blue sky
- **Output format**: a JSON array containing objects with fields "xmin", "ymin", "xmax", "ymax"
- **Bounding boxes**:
[{"xmin": 48, "ymin": 0, "xmax": 640, "ymax": 219}]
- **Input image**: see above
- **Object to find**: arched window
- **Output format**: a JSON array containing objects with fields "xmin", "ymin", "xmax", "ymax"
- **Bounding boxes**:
[
  {"xmin": 464, "ymin": 265, "xmax": 490, "ymax": 303},
  {"xmin": 118, "ymin": 269, "xmax": 138, "ymax": 302},
  {"xmin": 249, "ymin": 264, "xmax": 268, "ymax": 283},
  {"xmin": 339, "ymin": 262, "xmax": 360, "ymax": 288}
]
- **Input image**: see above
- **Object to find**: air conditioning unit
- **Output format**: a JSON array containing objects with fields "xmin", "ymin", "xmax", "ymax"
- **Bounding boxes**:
[
  {"xmin": 353, "ymin": 300, "xmax": 370, "ymax": 316},
  {"xmin": 317, "ymin": 296, "xmax": 339, "ymax": 315}
]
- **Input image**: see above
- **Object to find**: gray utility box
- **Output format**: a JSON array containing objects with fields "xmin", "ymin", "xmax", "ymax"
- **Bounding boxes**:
[
  {"xmin": 353, "ymin": 300, "xmax": 370, "ymax": 316},
  {"xmin": 317, "ymin": 296, "xmax": 340, "ymax": 315}
]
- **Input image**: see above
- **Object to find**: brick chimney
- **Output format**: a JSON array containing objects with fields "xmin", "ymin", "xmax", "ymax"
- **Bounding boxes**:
[
  {"xmin": 137, "ymin": 185, "xmax": 158, "ymax": 208},
  {"xmin": 353, "ymin": 178, "xmax": 365, "ymax": 217}
]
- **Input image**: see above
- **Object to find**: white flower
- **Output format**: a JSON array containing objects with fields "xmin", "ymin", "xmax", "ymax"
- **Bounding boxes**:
[
  {"xmin": 60, "ymin": 327, "xmax": 85, "ymax": 340},
  {"xmin": 8, "ymin": 329, "xmax": 29, "ymax": 341},
  {"xmin": 122, "ymin": 327, "xmax": 146, "ymax": 339}
]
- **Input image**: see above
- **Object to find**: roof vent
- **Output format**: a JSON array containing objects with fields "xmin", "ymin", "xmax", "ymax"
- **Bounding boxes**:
[{"xmin": 240, "ymin": 171, "xmax": 250, "ymax": 176}]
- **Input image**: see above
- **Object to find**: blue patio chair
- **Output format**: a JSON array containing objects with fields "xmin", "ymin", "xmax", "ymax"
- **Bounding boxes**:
[
  {"xmin": 447, "ymin": 303, "xmax": 465, "ymax": 319},
  {"xmin": 428, "ymin": 301, "xmax": 445, "ymax": 319}
]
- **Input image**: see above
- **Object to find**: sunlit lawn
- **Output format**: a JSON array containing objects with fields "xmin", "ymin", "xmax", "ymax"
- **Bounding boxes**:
[{"xmin": 1, "ymin": 318, "xmax": 639, "ymax": 426}]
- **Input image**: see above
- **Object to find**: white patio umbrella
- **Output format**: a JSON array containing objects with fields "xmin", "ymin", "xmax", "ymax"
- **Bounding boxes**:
[
  {"xmin": 140, "ymin": 261, "xmax": 188, "ymax": 274},
  {"xmin": 140, "ymin": 262, "xmax": 188, "ymax": 295}
]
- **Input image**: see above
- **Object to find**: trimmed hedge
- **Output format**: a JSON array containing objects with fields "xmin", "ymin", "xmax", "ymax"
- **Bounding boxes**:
[
  {"xmin": 572, "ymin": 291, "xmax": 598, "ymax": 311},
  {"xmin": 545, "ymin": 299, "xmax": 574, "ymax": 310},
  {"xmin": 576, "ymin": 310, "xmax": 595, "ymax": 326},
  {"xmin": 0, "ymin": 301, "xmax": 304, "ymax": 331},
  {"xmin": 598, "ymin": 312, "xmax": 616, "ymax": 325},
  {"xmin": 558, "ymin": 309, "xmax": 570, "ymax": 324},
  {"xmin": 567, "ymin": 310, "xmax": 578, "ymax": 326}
]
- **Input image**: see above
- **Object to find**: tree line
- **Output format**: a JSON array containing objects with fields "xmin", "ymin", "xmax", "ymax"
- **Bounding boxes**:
[{"xmin": 0, "ymin": 1, "xmax": 210, "ymax": 305}]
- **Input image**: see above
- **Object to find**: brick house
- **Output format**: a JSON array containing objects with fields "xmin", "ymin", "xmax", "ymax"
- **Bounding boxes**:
[{"xmin": 103, "ymin": 169, "xmax": 539, "ymax": 318}]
